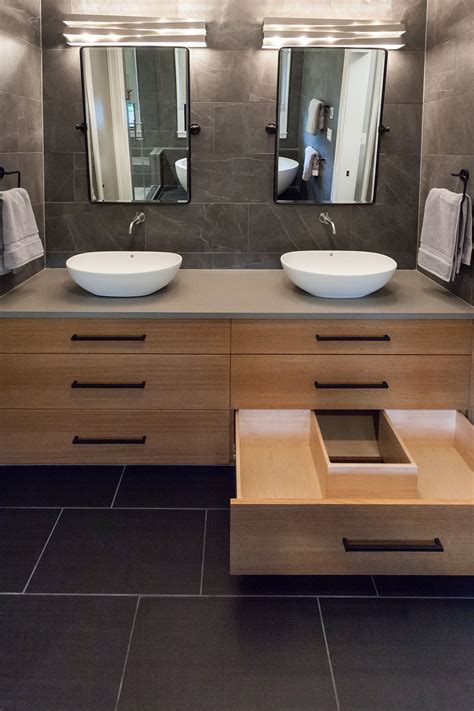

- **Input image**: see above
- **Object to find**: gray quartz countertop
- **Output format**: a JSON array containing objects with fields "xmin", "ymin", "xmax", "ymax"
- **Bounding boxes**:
[{"xmin": 0, "ymin": 268, "xmax": 472, "ymax": 319}]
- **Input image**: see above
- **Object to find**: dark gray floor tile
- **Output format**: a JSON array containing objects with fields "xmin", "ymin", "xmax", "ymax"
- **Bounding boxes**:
[
  {"xmin": 118, "ymin": 598, "xmax": 336, "ymax": 711},
  {"xmin": 321, "ymin": 598, "xmax": 474, "ymax": 711},
  {"xmin": 0, "ymin": 595, "xmax": 136, "ymax": 711},
  {"xmin": 375, "ymin": 576, "xmax": 474, "ymax": 598},
  {"xmin": 202, "ymin": 510, "xmax": 375, "ymax": 597},
  {"xmin": 0, "ymin": 465, "xmax": 122, "ymax": 507},
  {"xmin": 114, "ymin": 465, "xmax": 235, "ymax": 508},
  {"xmin": 0, "ymin": 510, "xmax": 59, "ymax": 592},
  {"xmin": 28, "ymin": 509, "xmax": 205, "ymax": 594}
]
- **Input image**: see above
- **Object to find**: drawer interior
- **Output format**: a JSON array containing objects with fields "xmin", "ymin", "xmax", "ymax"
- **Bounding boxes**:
[{"xmin": 235, "ymin": 409, "xmax": 473, "ymax": 503}]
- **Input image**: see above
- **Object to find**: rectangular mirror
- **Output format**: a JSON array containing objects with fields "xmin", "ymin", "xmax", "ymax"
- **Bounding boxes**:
[
  {"xmin": 80, "ymin": 47, "xmax": 190, "ymax": 204},
  {"xmin": 275, "ymin": 47, "xmax": 387, "ymax": 204}
]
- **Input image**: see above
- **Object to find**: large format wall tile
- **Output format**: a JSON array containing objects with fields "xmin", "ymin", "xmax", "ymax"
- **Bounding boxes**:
[
  {"xmin": 420, "ymin": 0, "xmax": 474, "ymax": 304},
  {"xmin": 40, "ymin": 0, "xmax": 427, "ymax": 271}
]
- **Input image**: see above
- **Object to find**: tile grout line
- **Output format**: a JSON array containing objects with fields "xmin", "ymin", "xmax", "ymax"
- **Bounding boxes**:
[
  {"xmin": 371, "ymin": 576, "xmax": 380, "ymax": 597},
  {"xmin": 110, "ymin": 466, "xmax": 127, "ymax": 508},
  {"xmin": 317, "ymin": 598, "xmax": 341, "ymax": 711},
  {"xmin": 114, "ymin": 596, "xmax": 141, "ymax": 711},
  {"xmin": 22, "ymin": 509, "xmax": 64, "ymax": 594},
  {"xmin": 199, "ymin": 509, "xmax": 208, "ymax": 595}
]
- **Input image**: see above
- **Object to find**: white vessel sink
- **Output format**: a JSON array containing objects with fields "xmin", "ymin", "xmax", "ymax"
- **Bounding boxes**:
[
  {"xmin": 66, "ymin": 251, "xmax": 182, "ymax": 298},
  {"xmin": 175, "ymin": 157, "xmax": 187, "ymax": 191},
  {"xmin": 277, "ymin": 157, "xmax": 299, "ymax": 195},
  {"xmin": 281, "ymin": 251, "xmax": 397, "ymax": 298}
]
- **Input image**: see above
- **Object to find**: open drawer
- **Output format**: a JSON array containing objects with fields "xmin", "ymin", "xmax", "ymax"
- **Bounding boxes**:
[{"xmin": 231, "ymin": 409, "xmax": 474, "ymax": 576}]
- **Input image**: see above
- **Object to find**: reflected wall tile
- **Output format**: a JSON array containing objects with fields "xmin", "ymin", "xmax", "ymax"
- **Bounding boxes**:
[
  {"xmin": 385, "ymin": 51, "xmax": 425, "ymax": 104},
  {"xmin": 18, "ymin": 97, "xmax": 43, "ymax": 152},
  {"xmin": 351, "ymin": 204, "xmax": 419, "ymax": 253},
  {"xmin": 190, "ymin": 50, "xmax": 250, "ymax": 103},
  {"xmin": 43, "ymin": 48, "xmax": 82, "ymax": 102},
  {"xmin": 377, "ymin": 154, "xmax": 420, "ymax": 205},
  {"xmin": 380, "ymin": 103, "xmax": 422, "ymax": 155},
  {"xmin": 192, "ymin": 155, "xmax": 274, "ymax": 203},
  {"xmin": 145, "ymin": 204, "xmax": 248, "ymax": 253},
  {"xmin": 422, "ymin": 91, "xmax": 474, "ymax": 156},
  {"xmin": 249, "ymin": 204, "xmax": 320, "ymax": 252},
  {"xmin": 43, "ymin": 100, "xmax": 86, "ymax": 153},
  {"xmin": 215, "ymin": 102, "xmax": 276, "ymax": 155},
  {"xmin": 44, "ymin": 153, "xmax": 74, "ymax": 202}
]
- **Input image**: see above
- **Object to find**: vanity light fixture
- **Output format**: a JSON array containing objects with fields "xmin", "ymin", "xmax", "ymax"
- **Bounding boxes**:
[
  {"xmin": 63, "ymin": 15, "xmax": 207, "ymax": 47},
  {"xmin": 262, "ymin": 18, "xmax": 406, "ymax": 50}
]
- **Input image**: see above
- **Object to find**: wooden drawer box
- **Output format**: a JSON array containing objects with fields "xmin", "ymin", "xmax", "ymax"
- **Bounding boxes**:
[
  {"xmin": 232, "ymin": 320, "xmax": 472, "ymax": 355},
  {"xmin": 231, "ymin": 409, "xmax": 474, "ymax": 575},
  {"xmin": 0, "ymin": 354, "xmax": 230, "ymax": 410},
  {"xmin": 0, "ymin": 409, "xmax": 231, "ymax": 465},
  {"xmin": 0, "ymin": 319, "xmax": 230, "ymax": 354},
  {"xmin": 231, "ymin": 355, "xmax": 470, "ymax": 410}
]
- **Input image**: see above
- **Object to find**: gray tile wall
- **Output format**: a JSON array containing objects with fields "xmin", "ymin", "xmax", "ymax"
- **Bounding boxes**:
[
  {"xmin": 419, "ymin": 0, "xmax": 474, "ymax": 304},
  {"xmin": 41, "ymin": 0, "xmax": 426, "ymax": 269},
  {"xmin": 0, "ymin": 0, "xmax": 44, "ymax": 295}
]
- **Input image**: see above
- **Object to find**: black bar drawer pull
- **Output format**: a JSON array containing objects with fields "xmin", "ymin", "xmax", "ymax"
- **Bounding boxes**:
[
  {"xmin": 71, "ymin": 334, "xmax": 146, "ymax": 342},
  {"xmin": 71, "ymin": 381, "xmax": 146, "ymax": 389},
  {"xmin": 315, "ymin": 381, "xmax": 389, "ymax": 389},
  {"xmin": 73, "ymin": 436, "xmax": 147, "ymax": 445},
  {"xmin": 316, "ymin": 335, "xmax": 391, "ymax": 342},
  {"xmin": 343, "ymin": 537, "xmax": 444, "ymax": 552}
]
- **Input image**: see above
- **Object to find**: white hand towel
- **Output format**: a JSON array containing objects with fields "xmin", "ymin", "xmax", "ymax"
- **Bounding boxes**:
[
  {"xmin": 303, "ymin": 147, "xmax": 319, "ymax": 181},
  {"xmin": 417, "ymin": 188, "xmax": 471, "ymax": 282},
  {"xmin": 0, "ymin": 188, "xmax": 44, "ymax": 273},
  {"xmin": 306, "ymin": 99, "xmax": 325, "ymax": 135}
]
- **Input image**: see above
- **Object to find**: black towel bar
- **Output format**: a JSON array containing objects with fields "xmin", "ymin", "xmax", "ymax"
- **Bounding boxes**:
[{"xmin": 0, "ymin": 167, "xmax": 21, "ymax": 188}]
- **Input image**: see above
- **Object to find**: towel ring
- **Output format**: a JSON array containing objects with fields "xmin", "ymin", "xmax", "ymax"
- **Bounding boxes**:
[{"xmin": 0, "ymin": 167, "xmax": 21, "ymax": 188}]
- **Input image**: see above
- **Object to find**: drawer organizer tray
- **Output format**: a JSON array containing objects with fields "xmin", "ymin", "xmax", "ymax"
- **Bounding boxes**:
[{"xmin": 231, "ymin": 409, "xmax": 474, "ymax": 575}]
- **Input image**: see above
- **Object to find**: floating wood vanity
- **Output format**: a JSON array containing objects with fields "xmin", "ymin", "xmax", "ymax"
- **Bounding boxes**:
[{"xmin": 0, "ymin": 269, "xmax": 472, "ymax": 575}]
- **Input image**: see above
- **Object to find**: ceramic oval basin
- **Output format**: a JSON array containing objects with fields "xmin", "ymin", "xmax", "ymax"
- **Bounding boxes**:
[
  {"xmin": 277, "ymin": 157, "xmax": 299, "ymax": 195},
  {"xmin": 175, "ymin": 157, "xmax": 188, "ymax": 191},
  {"xmin": 281, "ymin": 251, "xmax": 397, "ymax": 298},
  {"xmin": 66, "ymin": 251, "xmax": 182, "ymax": 298}
]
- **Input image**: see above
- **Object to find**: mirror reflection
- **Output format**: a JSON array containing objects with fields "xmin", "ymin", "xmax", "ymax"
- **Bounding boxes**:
[
  {"xmin": 276, "ymin": 47, "xmax": 387, "ymax": 204},
  {"xmin": 80, "ymin": 47, "xmax": 190, "ymax": 204}
]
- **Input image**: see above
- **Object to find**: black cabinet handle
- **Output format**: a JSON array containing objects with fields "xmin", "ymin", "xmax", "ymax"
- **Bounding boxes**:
[
  {"xmin": 73, "ymin": 436, "xmax": 147, "ymax": 445},
  {"xmin": 315, "ymin": 381, "xmax": 389, "ymax": 389},
  {"xmin": 343, "ymin": 537, "xmax": 444, "ymax": 552},
  {"xmin": 71, "ymin": 334, "xmax": 146, "ymax": 342},
  {"xmin": 316, "ymin": 335, "xmax": 390, "ymax": 342},
  {"xmin": 71, "ymin": 381, "xmax": 146, "ymax": 389}
]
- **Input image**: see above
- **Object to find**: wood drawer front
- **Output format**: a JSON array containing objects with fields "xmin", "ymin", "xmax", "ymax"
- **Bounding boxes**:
[
  {"xmin": 0, "ymin": 410, "xmax": 231, "ymax": 464},
  {"xmin": 230, "ymin": 504, "xmax": 474, "ymax": 575},
  {"xmin": 0, "ymin": 354, "xmax": 230, "ymax": 410},
  {"xmin": 231, "ymin": 355, "xmax": 470, "ymax": 410},
  {"xmin": 0, "ymin": 319, "xmax": 231, "ymax": 354},
  {"xmin": 232, "ymin": 320, "xmax": 472, "ymax": 355}
]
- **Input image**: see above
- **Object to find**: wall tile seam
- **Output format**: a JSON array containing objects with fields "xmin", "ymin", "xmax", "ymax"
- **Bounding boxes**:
[{"xmin": 0, "ymin": 24, "xmax": 42, "ymax": 51}]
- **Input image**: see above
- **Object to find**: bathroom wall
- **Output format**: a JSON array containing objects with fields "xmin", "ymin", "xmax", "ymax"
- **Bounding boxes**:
[
  {"xmin": 419, "ymin": 0, "xmax": 474, "ymax": 304},
  {"xmin": 41, "ymin": 0, "xmax": 426, "ymax": 269},
  {"xmin": 0, "ymin": 0, "xmax": 44, "ymax": 295}
]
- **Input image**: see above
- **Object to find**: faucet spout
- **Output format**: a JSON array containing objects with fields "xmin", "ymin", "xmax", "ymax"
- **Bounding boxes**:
[
  {"xmin": 129, "ymin": 211, "xmax": 145, "ymax": 235},
  {"xmin": 319, "ymin": 211, "xmax": 336, "ymax": 235}
]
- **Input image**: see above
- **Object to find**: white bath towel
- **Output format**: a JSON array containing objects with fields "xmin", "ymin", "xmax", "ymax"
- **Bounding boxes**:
[
  {"xmin": 0, "ymin": 188, "xmax": 44, "ymax": 273},
  {"xmin": 302, "ymin": 147, "xmax": 319, "ymax": 181},
  {"xmin": 418, "ymin": 188, "xmax": 472, "ymax": 282},
  {"xmin": 306, "ymin": 99, "xmax": 325, "ymax": 135}
]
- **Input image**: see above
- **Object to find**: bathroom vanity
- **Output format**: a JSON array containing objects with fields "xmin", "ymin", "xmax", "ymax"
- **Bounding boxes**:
[{"xmin": 0, "ymin": 269, "xmax": 473, "ymax": 576}]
